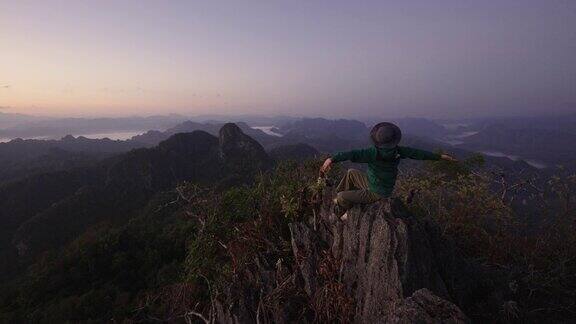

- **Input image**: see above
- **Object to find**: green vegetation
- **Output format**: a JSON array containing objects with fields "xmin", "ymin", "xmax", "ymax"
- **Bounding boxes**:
[
  {"xmin": 396, "ymin": 157, "xmax": 576, "ymax": 322},
  {"xmin": 0, "ymin": 156, "xmax": 574, "ymax": 322}
]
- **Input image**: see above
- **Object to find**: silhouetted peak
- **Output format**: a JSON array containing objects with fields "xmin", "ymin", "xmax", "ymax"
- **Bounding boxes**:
[
  {"xmin": 219, "ymin": 123, "xmax": 261, "ymax": 152},
  {"xmin": 158, "ymin": 131, "xmax": 218, "ymax": 155},
  {"xmin": 218, "ymin": 123, "xmax": 273, "ymax": 172},
  {"xmin": 61, "ymin": 135, "xmax": 76, "ymax": 141},
  {"xmin": 219, "ymin": 123, "xmax": 244, "ymax": 145}
]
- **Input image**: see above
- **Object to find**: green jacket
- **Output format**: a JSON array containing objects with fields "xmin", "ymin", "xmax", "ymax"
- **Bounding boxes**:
[{"xmin": 331, "ymin": 146, "xmax": 440, "ymax": 197}]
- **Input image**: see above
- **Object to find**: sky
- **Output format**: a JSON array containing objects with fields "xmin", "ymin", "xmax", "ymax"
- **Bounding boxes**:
[{"xmin": 0, "ymin": 0, "xmax": 575, "ymax": 119}]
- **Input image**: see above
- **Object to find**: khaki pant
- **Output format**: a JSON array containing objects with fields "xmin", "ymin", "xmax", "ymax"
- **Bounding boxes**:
[{"xmin": 336, "ymin": 169, "xmax": 382, "ymax": 210}]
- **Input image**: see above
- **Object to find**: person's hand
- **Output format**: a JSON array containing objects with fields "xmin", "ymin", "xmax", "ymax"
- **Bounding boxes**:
[
  {"xmin": 441, "ymin": 154, "xmax": 458, "ymax": 162},
  {"xmin": 320, "ymin": 158, "xmax": 333, "ymax": 175}
]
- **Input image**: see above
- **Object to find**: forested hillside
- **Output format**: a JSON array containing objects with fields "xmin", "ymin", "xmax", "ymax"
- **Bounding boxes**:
[{"xmin": 0, "ymin": 123, "xmax": 574, "ymax": 323}]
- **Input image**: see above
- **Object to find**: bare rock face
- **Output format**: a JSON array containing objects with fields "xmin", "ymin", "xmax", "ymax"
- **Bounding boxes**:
[
  {"xmin": 219, "ymin": 123, "xmax": 273, "ymax": 168},
  {"xmin": 321, "ymin": 200, "xmax": 473, "ymax": 323},
  {"xmin": 330, "ymin": 202, "xmax": 406, "ymax": 321},
  {"xmin": 215, "ymin": 193, "xmax": 474, "ymax": 323},
  {"xmin": 218, "ymin": 123, "xmax": 274, "ymax": 183}
]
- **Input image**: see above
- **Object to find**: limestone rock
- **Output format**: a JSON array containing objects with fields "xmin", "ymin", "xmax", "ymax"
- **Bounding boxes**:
[{"xmin": 215, "ymin": 194, "xmax": 474, "ymax": 323}]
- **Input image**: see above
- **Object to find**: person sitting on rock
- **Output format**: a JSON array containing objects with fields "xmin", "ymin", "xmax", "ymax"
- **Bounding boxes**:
[{"xmin": 319, "ymin": 122, "xmax": 457, "ymax": 219}]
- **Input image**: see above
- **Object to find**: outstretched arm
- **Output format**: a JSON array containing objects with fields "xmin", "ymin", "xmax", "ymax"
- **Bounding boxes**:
[
  {"xmin": 398, "ymin": 146, "xmax": 457, "ymax": 162},
  {"xmin": 319, "ymin": 148, "xmax": 375, "ymax": 174}
]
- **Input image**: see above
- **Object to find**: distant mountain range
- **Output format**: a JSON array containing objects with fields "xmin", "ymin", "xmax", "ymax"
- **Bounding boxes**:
[
  {"xmin": 0, "ymin": 114, "xmax": 188, "ymax": 140},
  {"xmin": 2, "ymin": 112, "xmax": 573, "ymax": 171},
  {"xmin": 0, "ymin": 123, "xmax": 273, "ymax": 264},
  {"xmin": 0, "ymin": 114, "xmax": 299, "ymax": 141},
  {"xmin": 0, "ymin": 135, "xmax": 146, "ymax": 162},
  {"xmin": 2, "ymin": 114, "xmax": 568, "ymax": 187},
  {"xmin": 0, "ymin": 135, "xmax": 148, "ymax": 184},
  {"xmin": 444, "ymin": 114, "xmax": 576, "ymax": 168},
  {"xmin": 457, "ymin": 125, "xmax": 576, "ymax": 166},
  {"xmin": 469, "ymin": 113, "xmax": 576, "ymax": 136}
]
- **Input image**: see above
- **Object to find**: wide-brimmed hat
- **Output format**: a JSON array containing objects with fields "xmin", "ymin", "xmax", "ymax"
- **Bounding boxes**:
[{"xmin": 370, "ymin": 122, "xmax": 402, "ymax": 148}]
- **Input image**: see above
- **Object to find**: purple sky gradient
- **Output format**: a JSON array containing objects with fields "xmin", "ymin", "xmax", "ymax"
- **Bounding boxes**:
[{"xmin": 1, "ymin": 0, "xmax": 575, "ymax": 118}]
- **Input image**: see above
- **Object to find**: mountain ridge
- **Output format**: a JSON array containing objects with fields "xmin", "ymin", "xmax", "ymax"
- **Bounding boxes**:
[{"xmin": 4, "ymin": 124, "xmax": 273, "ymax": 258}]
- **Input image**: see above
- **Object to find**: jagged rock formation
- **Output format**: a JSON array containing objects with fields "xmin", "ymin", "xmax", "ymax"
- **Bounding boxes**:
[
  {"xmin": 215, "ymin": 192, "xmax": 474, "ymax": 323},
  {"xmin": 219, "ymin": 123, "xmax": 274, "ymax": 179}
]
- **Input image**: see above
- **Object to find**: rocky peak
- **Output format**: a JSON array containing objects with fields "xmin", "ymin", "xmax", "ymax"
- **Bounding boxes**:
[
  {"xmin": 218, "ymin": 122, "xmax": 264, "ymax": 153},
  {"xmin": 216, "ymin": 190, "xmax": 476, "ymax": 323},
  {"xmin": 218, "ymin": 122, "xmax": 244, "ymax": 144},
  {"xmin": 218, "ymin": 122, "xmax": 273, "ymax": 172},
  {"xmin": 287, "ymin": 198, "xmax": 473, "ymax": 323}
]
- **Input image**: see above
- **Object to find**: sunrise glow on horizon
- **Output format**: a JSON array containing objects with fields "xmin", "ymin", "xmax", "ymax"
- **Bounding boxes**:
[{"xmin": 1, "ymin": 0, "xmax": 575, "ymax": 118}]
